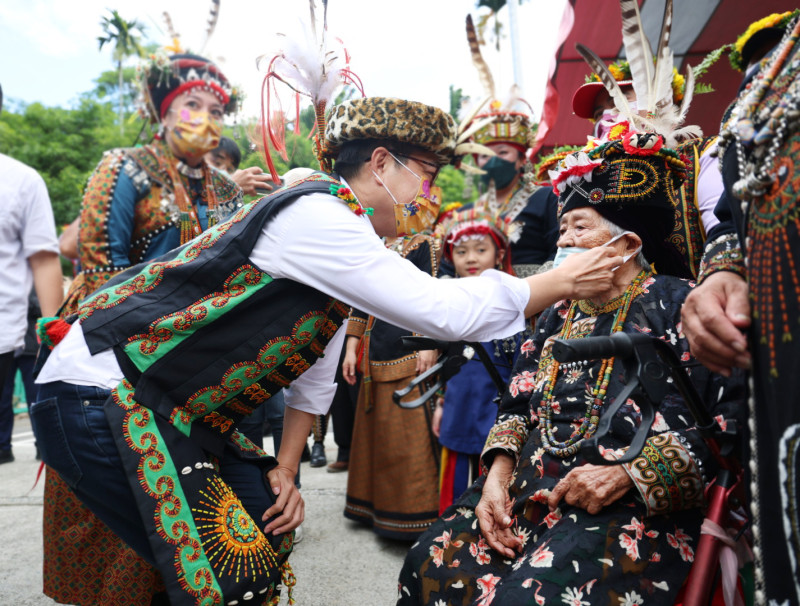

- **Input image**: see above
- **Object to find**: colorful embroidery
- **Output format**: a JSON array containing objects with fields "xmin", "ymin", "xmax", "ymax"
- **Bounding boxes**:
[
  {"xmin": 170, "ymin": 300, "xmax": 349, "ymax": 436},
  {"xmin": 193, "ymin": 476, "xmax": 280, "ymax": 583},
  {"xmin": 669, "ymin": 137, "xmax": 716, "ymax": 278},
  {"xmin": 124, "ymin": 264, "xmax": 271, "ymax": 367},
  {"xmin": 228, "ymin": 430, "xmax": 268, "ymax": 456},
  {"xmin": 77, "ymin": 201, "xmax": 258, "ymax": 320},
  {"xmin": 746, "ymin": 132, "xmax": 800, "ymax": 376},
  {"xmin": 697, "ymin": 233, "xmax": 747, "ymax": 284},
  {"xmin": 622, "ymin": 431, "xmax": 704, "ymax": 516},
  {"xmin": 113, "ymin": 380, "xmax": 224, "ymax": 603},
  {"xmin": 608, "ymin": 158, "xmax": 660, "ymax": 200},
  {"xmin": 482, "ymin": 413, "xmax": 530, "ymax": 470}
]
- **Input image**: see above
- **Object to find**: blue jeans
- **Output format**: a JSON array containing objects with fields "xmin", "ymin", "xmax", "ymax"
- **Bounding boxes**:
[
  {"xmin": 0, "ymin": 354, "xmax": 37, "ymax": 451},
  {"xmin": 31, "ymin": 380, "xmax": 280, "ymax": 567}
]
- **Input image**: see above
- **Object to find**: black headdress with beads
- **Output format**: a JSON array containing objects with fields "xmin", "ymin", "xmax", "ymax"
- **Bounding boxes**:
[{"xmin": 552, "ymin": 132, "xmax": 692, "ymax": 278}]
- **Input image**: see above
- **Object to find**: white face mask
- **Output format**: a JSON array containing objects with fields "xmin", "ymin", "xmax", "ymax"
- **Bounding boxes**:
[
  {"xmin": 552, "ymin": 230, "xmax": 641, "ymax": 269},
  {"xmin": 371, "ymin": 152, "xmax": 422, "ymax": 206},
  {"xmin": 552, "ymin": 245, "xmax": 590, "ymax": 268}
]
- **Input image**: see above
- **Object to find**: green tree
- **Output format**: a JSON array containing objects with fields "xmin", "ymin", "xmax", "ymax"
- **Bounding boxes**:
[
  {"xmin": 94, "ymin": 66, "xmax": 138, "ymax": 116},
  {"xmin": 0, "ymin": 98, "xmax": 129, "ymax": 226},
  {"xmin": 437, "ymin": 165, "xmax": 479, "ymax": 207},
  {"xmin": 97, "ymin": 9, "xmax": 146, "ymax": 135}
]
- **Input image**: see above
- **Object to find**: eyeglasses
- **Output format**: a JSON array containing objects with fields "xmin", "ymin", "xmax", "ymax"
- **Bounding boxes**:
[{"xmin": 391, "ymin": 152, "xmax": 442, "ymax": 184}]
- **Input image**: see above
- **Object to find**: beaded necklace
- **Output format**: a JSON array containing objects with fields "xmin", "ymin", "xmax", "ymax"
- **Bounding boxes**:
[
  {"xmin": 719, "ymin": 17, "xmax": 800, "ymax": 201},
  {"xmin": 150, "ymin": 142, "xmax": 220, "ymax": 244},
  {"xmin": 714, "ymin": 19, "xmax": 800, "ymax": 601},
  {"xmin": 538, "ymin": 269, "xmax": 651, "ymax": 458}
]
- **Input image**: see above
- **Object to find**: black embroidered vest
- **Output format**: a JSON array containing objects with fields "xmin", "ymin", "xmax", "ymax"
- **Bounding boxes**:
[{"xmin": 79, "ymin": 174, "xmax": 349, "ymax": 454}]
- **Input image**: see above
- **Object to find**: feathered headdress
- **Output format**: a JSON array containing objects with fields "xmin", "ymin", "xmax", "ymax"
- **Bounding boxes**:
[
  {"xmin": 461, "ymin": 14, "xmax": 537, "ymax": 153},
  {"xmin": 255, "ymin": 0, "xmax": 365, "ymax": 184},
  {"xmin": 575, "ymin": 0, "xmax": 700, "ymax": 147},
  {"xmin": 137, "ymin": 2, "xmax": 239, "ymax": 125},
  {"xmin": 160, "ymin": 1, "xmax": 221, "ymax": 55}
]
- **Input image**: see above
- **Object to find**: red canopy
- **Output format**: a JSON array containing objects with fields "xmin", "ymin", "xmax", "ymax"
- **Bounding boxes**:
[{"xmin": 537, "ymin": 0, "xmax": 796, "ymax": 152}]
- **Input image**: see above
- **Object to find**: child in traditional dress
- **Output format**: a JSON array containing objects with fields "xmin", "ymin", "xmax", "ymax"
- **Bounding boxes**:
[{"xmin": 433, "ymin": 207, "xmax": 521, "ymax": 513}]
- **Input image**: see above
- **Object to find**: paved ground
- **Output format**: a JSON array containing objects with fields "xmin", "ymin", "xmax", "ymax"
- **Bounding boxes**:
[{"xmin": 0, "ymin": 414, "xmax": 410, "ymax": 605}]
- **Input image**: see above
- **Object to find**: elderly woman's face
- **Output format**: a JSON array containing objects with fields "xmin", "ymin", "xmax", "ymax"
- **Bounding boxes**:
[{"xmin": 557, "ymin": 207, "xmax": 611, "ymax": 249}]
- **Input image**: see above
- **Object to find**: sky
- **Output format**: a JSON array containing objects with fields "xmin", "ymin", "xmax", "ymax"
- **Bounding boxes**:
[{"xmin": 0, "ymin": 0, "xmax": 567, "ymax": 122}]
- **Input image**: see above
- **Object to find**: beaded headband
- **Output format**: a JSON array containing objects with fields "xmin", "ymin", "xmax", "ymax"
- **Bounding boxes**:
[{"xmin": 139, "ymin": 52, "xmax": 237, "ymax": 123}]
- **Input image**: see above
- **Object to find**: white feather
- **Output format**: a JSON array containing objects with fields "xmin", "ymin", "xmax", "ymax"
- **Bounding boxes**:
[
  {"xmin": 458, "ymin": 96, "xmax": 491, "ymax": 136},
  {"xmin": 677, "ymin": 65, "xmax": 695, "ymax": 125},
  {"xmin": 267, "ymin": 12, "xmax": 348, "ymax": 109},
  {"xmin": 652, "ymin": 0, "xmax": 675, "ymax": 113},
  {"xmin": 619, "ymin": 0, "xmax": 654, "ymax": 109}
]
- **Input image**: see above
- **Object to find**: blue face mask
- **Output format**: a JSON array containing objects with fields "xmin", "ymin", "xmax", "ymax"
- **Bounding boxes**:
[
  {"xmin": 552, "ymin": 230, "xmax": 640, "ymax": 269},
  {"xmin": 552, "ymin": 245, "xmax": 590, "ymax": 269}
]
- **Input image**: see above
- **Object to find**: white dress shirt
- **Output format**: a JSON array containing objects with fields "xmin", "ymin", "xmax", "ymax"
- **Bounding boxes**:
[
  {"xmin": 0, "ymin": 153, "xmax": 59, "ymax": 354},
  {"xmin": 38, "ymin": 187, "xmax": 530, "ymax": 415}
]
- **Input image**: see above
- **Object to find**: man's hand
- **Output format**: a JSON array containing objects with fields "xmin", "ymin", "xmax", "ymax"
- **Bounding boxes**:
[
  {"xmin": 416, "ymin": 349, "xmax": 438, "ymax": 374},
  {"xmin": 342, "ymin": 336, "xmax": 359, "ymax": 385},
  {"xmin": 548, "ymin": 464, "xmax": 632, "ymax": 515},
  {"xmin": 523, "ymin": 246, "xmax": 623, "ymax": 317},
  {"xmin": 475, "ymin": 454, "xmax": 521, "ymax": 558},
  {"xmin": 233, "ymin": 167, "xmax": 277, "ymax": 197},
  {"xmin": 262, "ymin": 465, "xmax": 304, "ymax": 535},
  {"xmin": 556, "ymin": 246, "xmax": 623, "ymax": 301},
  {"xmin": 681, "ymin": 271, "xmax": 750, "ymax": 376}
]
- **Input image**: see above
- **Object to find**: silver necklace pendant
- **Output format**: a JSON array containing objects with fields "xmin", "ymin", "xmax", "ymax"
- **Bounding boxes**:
[{"xmin": 176, "ymin": 161, "xmax": 204, "ymax": 179}]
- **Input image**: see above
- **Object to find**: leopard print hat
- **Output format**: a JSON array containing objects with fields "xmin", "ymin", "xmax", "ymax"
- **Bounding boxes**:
[{"xmin": 324, "ymin": 97, "xmax": 458, "ymax": 165}]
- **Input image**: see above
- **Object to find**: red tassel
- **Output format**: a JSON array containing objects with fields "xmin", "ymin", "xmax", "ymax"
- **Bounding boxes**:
[{"xmin": 45, "ymin": 319, "xmax": 71, "ymax": 346}]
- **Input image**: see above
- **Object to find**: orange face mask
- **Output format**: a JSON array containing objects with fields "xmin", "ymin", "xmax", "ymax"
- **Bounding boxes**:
[
  {"xmin": 168, "ymin": 108, "xmax": 222, "ymax": 157},
  {"xmin": 394, "ymin": 180, "xmax": 442, "ymax": 237}
]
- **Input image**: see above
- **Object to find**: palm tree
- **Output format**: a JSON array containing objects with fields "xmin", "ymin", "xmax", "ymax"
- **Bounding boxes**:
[{"xmin": 98, "ymin": 10, "xmax": 146, "ymax": 135}]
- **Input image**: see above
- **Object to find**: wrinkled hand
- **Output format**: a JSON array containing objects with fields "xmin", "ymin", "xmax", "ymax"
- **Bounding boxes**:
[
  {"xmin": 681, "ymin": 271, "xmax": 750, "ymax": 376},
  {"xmin": 555, "ymin": 246, "xmax": 623, "ymax": 301},
  {"xmin": 342, "ymin": 349, "xmax": 358, "ymax": 385},
  {"xmin": 262, "ymin": 465, "xmax": 304, "ymax": 535},
  {"xmin": 233, "ymin": 167, "xmax": 277, "ymax": 197},
  {"xmin": 476, "ymin": 455, "xmax": 520, "ymax": 558},
  {"xmin": 416, "ymin": 349, "xmax": 438, "ymax": 374},
  {"xmin": 548, "ymin": 463, "xmax": 632, "ymax": 515},
  {"xmin": 431, "ymin": 401, "xmax": 443, "ymax": 437}
]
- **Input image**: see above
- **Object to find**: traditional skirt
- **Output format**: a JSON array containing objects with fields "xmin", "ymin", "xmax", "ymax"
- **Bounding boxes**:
[
  {"xmin": 43, "ymin": 470, "xmax": 164, "ymax": 605},
  {"xmin": 344, "ymin": 356, "xmax": 440, "ymax": 540}
]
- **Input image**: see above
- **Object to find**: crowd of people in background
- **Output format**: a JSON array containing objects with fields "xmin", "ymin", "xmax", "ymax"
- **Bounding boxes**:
[{"xmin": 2, "ymin": 3, "xmax": 800, "ymax": 605}]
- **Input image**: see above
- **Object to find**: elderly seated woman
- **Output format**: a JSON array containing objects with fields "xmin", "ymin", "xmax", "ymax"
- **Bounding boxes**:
[{"xmin": 397, "ymin": 134, "xmax": 745, "ymax": 606}]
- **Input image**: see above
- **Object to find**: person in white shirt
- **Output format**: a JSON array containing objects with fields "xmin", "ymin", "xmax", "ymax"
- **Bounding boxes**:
[
  {"xmin": 32, "ymin": 96, "xmax": 621, "ymax": 604},
  {"xmin": 0, "ymin": 83, "xmax": 62, "ymax": 464}
]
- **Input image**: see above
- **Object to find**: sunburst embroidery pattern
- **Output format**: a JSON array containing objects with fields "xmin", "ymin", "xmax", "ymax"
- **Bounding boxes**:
[{"xmin": 192, "ymin": 476, "xmax": 279, "ymax": 583}]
